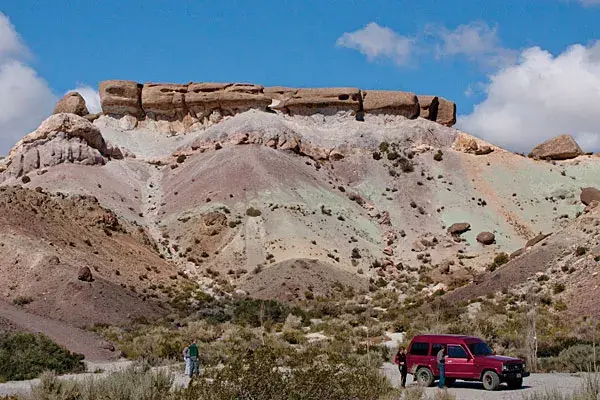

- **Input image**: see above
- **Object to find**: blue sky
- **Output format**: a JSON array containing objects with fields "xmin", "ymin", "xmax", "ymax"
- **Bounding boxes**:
[{"xmin": 1, "ymin": 0, "xmax": 599, "ymax": 153}]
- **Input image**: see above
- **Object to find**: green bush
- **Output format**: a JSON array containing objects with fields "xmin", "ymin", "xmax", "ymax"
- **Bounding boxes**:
[
  {"xmin": 556, "ymin": 345, "xmax": 598, "ymax": 372},
  {"xmin": 0, "ymin": 333, "xmax": 84, "ymax": 381},
  {"xmin": 246, "ymin": 207, "xmax": 262, "ymax": 217},
  {"xmin": 493, "ymin": 252, "xmax": 509, "ymax": 267}
]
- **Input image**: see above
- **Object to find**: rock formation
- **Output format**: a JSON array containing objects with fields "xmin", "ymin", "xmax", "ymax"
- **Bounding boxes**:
[
  {"xmin": 99, "ymin": 80, "xmax": 143, "ymax": 117},
  {"xmin": 417, "ymin": 95, "xmax": 439, "ymax": 120},
  {"xmin": 362, "ymin": 90, "xmax": 419, "ymax": 118},
  {"xmin": 53, "ymin": 92, "xmax": 89, "ymax": 116},
  {"xmin": 530, "ymin": 135, "xmax": 583, "ymax": 160},
  {"xmin": 436, "ymin": 97, "xmax": 457, "ymax": 127},
  {"xmin": 0, "ymin": 113, "xmax": 122, "ymax": 180},
  {"xmin": 97, "ymin": 80, "xmax": 457, "ymax": 129}
]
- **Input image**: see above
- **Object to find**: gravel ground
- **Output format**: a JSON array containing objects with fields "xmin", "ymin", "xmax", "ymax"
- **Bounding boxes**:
[{"xmin": 382, "ymin": 362, "xmax": 585, "ymax": 399}]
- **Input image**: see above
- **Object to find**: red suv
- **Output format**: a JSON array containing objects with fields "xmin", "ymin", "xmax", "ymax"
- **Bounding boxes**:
[{"xmin": 406, "ymin": 334, "xmax": 529, "ymax": 391}]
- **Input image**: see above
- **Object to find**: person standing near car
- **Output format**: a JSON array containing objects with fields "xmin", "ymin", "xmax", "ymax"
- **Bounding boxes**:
[
  {"xmin": 394, "ymin": 346, "xmax": 408, "ymax": 388},
  {"xmin": 437, "ymin": 344, "xmax": 447, "ymax": 388}
]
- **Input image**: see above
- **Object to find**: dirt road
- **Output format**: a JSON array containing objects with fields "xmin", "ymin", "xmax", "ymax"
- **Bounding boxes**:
[{"xmin": 382, "ymin": 362, "xmax": 585, "ymax": 399}]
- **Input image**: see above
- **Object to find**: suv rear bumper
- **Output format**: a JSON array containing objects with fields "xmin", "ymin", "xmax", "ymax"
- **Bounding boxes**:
[{"xmin": 500, "ymin": 371, "xmax": 530, "ymax": 380}]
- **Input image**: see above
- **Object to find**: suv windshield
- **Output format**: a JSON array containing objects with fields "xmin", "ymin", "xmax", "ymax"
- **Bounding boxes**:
[{"xmin": 467, "ymin": 341, "xmax": 493, "ymax": 356}]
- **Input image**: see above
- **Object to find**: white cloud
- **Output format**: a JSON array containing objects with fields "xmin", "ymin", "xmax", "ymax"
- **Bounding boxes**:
[
  {"xmin": 433, "ymin": 21, "xmax": 517, "ymax": 68},
  {"xmin": 70, "ymin": 86, "xmax": 101, "ymax": 114},
  {"xmin": 0, "ymin": 13, "xmax": 55, "ymax": 155},
  {"xmin": 458, "ymin": 42, "xmax": 600, "ymax": 153},
  {"xmin": 336, "ymin": 22, "xmax": 414, "ymax": 66}
]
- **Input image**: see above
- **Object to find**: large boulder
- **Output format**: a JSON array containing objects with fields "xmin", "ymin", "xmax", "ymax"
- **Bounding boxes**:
[
  {"xmin": 141, "ymin": 83, "xmax": 188, "ymax": 120},
  {"xmin": 581, "ymin": 187, "xmax": 600, "ymax": 206},
  {"xmin": 476, "ymin": 232, "xmax": 495, "ymax": 245},
  {"xmin": 447, "ymin": 222, "xmax": 471, "ymax": 235},
  {"xmin": 53, "ymin": 92, "xmax": 89, "ymax": 116},
  {"xmin": 99, "ymin": 80, "xmax": 143, "ymax": 117},
  {"xmin": 362, "ymin": 90, "xmax": 419, "ymax": 118},
  {"xmin": 436, "ymin": 97, "xmax": 456, "ymax": 127},
  {"xmin": 417, "ymin": 95, "xmax": 439, "ymax": 121},
  {"xmin": 530, "ymin": 135, "xmax": 583, "ymax": 160},
  {"xmin": 283, "ymin": 88, "xmax": 362, "ymax": 115}
]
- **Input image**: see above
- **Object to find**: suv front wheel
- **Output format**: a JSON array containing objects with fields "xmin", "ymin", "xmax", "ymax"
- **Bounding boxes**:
[
  {"xmin": 482, "ymin": 370, "xmax": 500, "ymax": 391},
  {"xmin": 416, "ymin": 367, "xmax": 435, "ymax": 387}
]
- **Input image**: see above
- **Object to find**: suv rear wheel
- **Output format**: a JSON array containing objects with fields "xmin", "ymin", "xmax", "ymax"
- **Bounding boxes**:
[
  {"xmin": 416, "ymin": 367, "xmax": 435, "ymax": 387},
  {"xmin": 507, "ymin": 378, "xmax": 523, "ymax": 389},
  {"xmin": 482, "ymin": 370, "xmax": 500, "ymax": 391}
]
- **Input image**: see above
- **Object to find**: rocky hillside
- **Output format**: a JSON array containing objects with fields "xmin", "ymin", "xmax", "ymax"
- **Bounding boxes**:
[{"xmin": 1, "ymin": 80, "xmax": 599, "ymax": 341}]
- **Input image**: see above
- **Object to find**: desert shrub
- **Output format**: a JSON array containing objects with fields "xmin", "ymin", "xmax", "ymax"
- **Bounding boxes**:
[
  {"xmin": 379, "ymin": 142, "xmax": 389, "ymax": 153},
  {"xmin": 556, "ymin": 345, "xmax": 598, "ymax": 372},
  {"xmin": 181, "ymin": 344, "xmax": 395, "ymax": 400},
  {"xmin": 433, "ymin": 388, "xmax": 456, "ymax": 400},
  {"xmin": 176, "ymin": 154, "xmax": 187, "ymax": 163},
  {"xmin": 21, "ymin": 175, "xmax": 31, "ymax": 184},
  {"xmin": 403, "ymin": 385, "xmax": 425, "ymax": 400},
  {"xmin": 246, "ymin": 207, "xmax": 262, "ymax": 217},
  {"xmin": 282, "ymin": 330, "xmax": 306, "ymax": 345},
  {"xmin": 118, "ymin": 326, "xmax": 185, "ymax": 363},
  {"xmin": 433, "ymin": 150, "xmax": 443, "ymax": 162},
  {"xmin": 231, "ymin": 298, "xmax": 290, "ymax": 328},
  {"xmin": 12, "ymin": 296, "xmax": 33, "ymax": 306},
  {"xmin": 387, "ymin": 151, "xmax": 399, "ymax": 161},
  {"xmin": 398, "ymin": 156, "xmax": 414, "ymax": 173},
  {"xmin": 575, "ymin": 246, "xmax": 588, "ymax": 256},
  {"xmin": 0, "ymin": 333, "xmax": 84, "ymax": 381},
  {"xmin": 553, "ymin": 283, "xmax": 566, "ymax": 294},
  {"xmin": 493, "ymin": 252, "xmax": 509, "ymax": 267},
  {"xmin": 30, "ymin": 363, "xmax": 173, "ymax": 400}
]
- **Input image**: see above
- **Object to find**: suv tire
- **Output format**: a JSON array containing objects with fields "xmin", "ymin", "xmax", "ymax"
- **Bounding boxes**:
[
  {"xmin": 482, "ymin": 370, "xmax": 500, "ymax": 391},
  {"xmin": 507, "ymin": 378, "xmax": 523, "ymax": 389},
  {"xmin": 416, "ymin": 367, "xmax": 435, "ymax": 387}
]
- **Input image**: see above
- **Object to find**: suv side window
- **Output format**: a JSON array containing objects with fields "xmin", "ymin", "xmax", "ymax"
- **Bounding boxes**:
[
  {"xmin": 431, "ymin": 343, "xmax": 442, "ymax": 356},
  {"xmin": 448, "ymin": 345, "xmax": 468, "ymax": 359},
  {"xmin": 409, "ymin": 342, "xmax": 429, "ymax": 356}
]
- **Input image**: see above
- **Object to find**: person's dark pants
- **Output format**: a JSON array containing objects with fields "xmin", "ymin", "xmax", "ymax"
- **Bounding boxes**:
[
  {"xmin": 189, "ymin": 356, "xmax": 199, "ymax": 378},
  {"xmin": 399, "ymin": 364, "xmax": 407, "ymax": 388},
  {"xmin": 438, "ymin": 363, "xmax": 445, "ymax": 388}
]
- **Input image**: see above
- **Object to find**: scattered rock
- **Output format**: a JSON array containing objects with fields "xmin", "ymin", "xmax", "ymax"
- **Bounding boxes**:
[
  {"xmin": 53, "ymin": 92, "xmax": 89, "ymax": 116},
  {"xmin": 447, "ymin": 223, "xmax": 471, "ymax": 235},
  {"xmin": 581, "ymin": 187, "xmax": 600, "ymax": 206},
  {"xmin": 77, "ymin": 267, "xmax": 93, "ymax": 282},
  {"xmin": 476, "ymin": 232, "xmax": 495, "ymax": 245},
  {"xmin": 383, "ymin": 246, "xmax": 394, "ymax": 256},
  {"xmin": 530, "ymin": 135, "xmax": 583, "ymax": 160}
]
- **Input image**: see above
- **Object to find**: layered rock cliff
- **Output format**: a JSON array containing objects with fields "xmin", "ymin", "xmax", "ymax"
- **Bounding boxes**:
[{"xmin": 98, "ymin": 80, "xmax": 456, "ymax": 131}]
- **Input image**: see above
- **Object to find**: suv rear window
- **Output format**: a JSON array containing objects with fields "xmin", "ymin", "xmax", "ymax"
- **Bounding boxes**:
[
  {"xmin": 431, "ymin": 343, "xmax": 442, "ymax": 356},
  {"xmin": 409, "ymin": 342, "xmax": 429, "ymax": 356}
]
